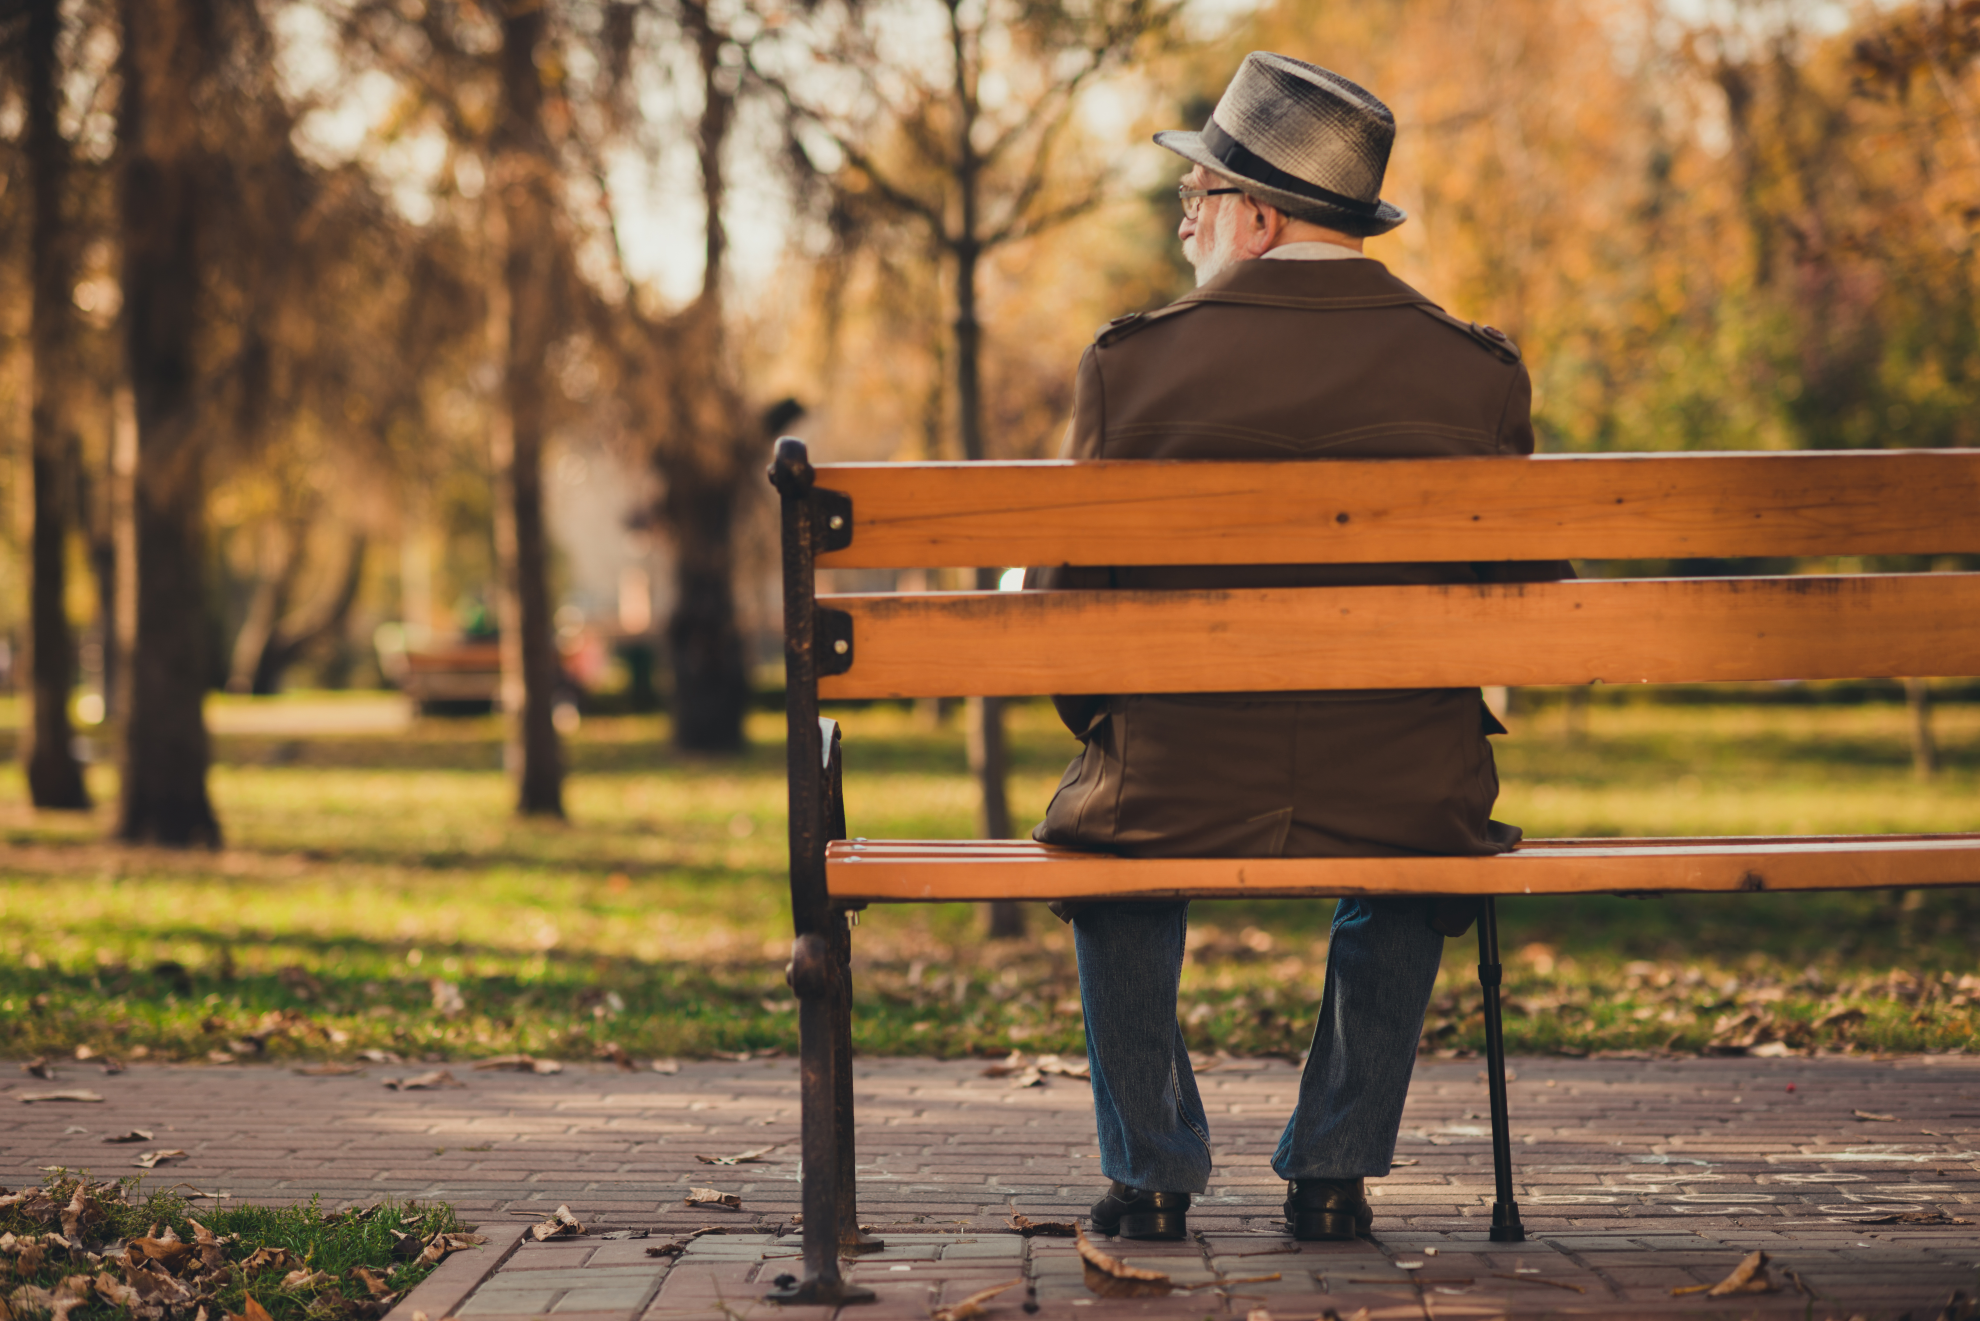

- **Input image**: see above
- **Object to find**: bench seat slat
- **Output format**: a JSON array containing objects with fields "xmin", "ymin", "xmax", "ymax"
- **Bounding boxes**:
[
  {"xmin": 818, "ymin": 573, "xmax": 1980, "ymax": 698},
  {"xmin": 826, "ymin": 836, "xmax": 1980, "ymax": 901},
  {"xmin": 814, "ymin": 451, "xmax": 1980, "ymax": 569}
]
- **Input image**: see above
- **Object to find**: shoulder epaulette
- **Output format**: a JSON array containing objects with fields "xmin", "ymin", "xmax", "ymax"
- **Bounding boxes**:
[
  {"xmin": 1093, "ymin": 300, "xmax": 1200, "ymax": 347},
  {"xmin": 1410, "ymin": 302, "xmax": 1522, "ymax": 363}
]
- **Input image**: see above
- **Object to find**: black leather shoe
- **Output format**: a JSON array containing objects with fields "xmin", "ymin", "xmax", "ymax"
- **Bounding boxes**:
[
  {"xmin": 1089, "ymin": 1181, "xmax": 1191, "ymax": 1240},
  {"xmin": 1284, "ymin": 1177, "xmax": 1374, "ymax": 1241}
]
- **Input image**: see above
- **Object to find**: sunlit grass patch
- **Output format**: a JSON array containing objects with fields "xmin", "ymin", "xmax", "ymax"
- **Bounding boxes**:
[
  {"xmin": 0, "ymin": 696, "xmax": 1974, "ymax": 1064},
  {"xmin": 0, "ymin": 1172, "xmax": 463, "ymax": 1321}
]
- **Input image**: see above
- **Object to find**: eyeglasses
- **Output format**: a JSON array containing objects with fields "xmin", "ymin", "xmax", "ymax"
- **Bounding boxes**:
[{"xmin": 1177, "ymin": 185, "xmax": 1243, "ymax": 220}]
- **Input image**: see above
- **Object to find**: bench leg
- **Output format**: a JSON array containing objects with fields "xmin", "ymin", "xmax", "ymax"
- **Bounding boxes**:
[
  {"xmin": 1476, "ymin": 897, "xmax": 1526, "ymax": 1243},
  {"xmin": 832, "ymin": 910, "xmax": 885, "ymax": 1254},
  {"xmin": 766, "ymin": 930, "xmax": 876, "ymax": 1307}
]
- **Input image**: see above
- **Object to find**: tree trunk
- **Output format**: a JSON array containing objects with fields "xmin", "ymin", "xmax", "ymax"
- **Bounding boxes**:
[
  {"xmin": 117, "ymin": 0, "xmax": 220, "ymax": 848},
  {"xmin": 1904, "ymin": 677, "xmax": 1937, "ymax": 780},
  {"xmin": 666, "ymin": 462, "xmax": 748, "ymax": 751},
  {"xmin": 953, "ymin": 172, "xmax": 1021, "ymax": 937},
  {"xmin": 23, "ymin": 0, "xmax": 90, "ymax": 810},
  {"xmin": 493, "ymin": 0, "xmax": 564, "ymax": 817},
  {"xmin": 658, "ymin": 1, "xmax": 752, "ymax": 755}
]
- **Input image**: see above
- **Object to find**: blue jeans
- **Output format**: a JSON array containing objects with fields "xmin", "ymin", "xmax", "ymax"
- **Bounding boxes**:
[{"xmin": 1072, "ymin": 897, "xmax": 1448, "ymax": 1193}]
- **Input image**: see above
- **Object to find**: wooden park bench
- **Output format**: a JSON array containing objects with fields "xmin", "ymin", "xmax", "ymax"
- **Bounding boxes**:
[{"xmin": 762, "ymin": 437, "xmax": 1980, "ymax": 1306}]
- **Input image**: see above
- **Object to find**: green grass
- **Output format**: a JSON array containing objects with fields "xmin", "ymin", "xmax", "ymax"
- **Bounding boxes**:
[
  {"xmin": 0, "ymin": 1172, "xmax": 462, "ymax": 1321},
  {"xmin": 0, "ymin": 695, "xmax": 1976, "ymax": 1065}
]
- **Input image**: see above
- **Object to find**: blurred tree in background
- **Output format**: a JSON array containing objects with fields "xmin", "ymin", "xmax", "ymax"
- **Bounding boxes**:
[
  {"xmin": 19, "ymin": 0, "xmax": 90, "ymax": 810},
  {"xmin": 1, "ymin": 0, "xmax": 1978, "ymax": 837}
]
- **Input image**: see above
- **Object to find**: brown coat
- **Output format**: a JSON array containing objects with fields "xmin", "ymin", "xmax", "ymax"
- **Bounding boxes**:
[{"xmin": 1030, "ymin": 255, "xmax": 1570, "ymax": 864}]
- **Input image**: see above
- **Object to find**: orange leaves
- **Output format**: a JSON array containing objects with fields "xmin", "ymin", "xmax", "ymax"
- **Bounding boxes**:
[
  {"xmin": 224, "ymin": 1296, "xmax": 274, "ymax": 1321},
  {"xmin": 1071, "ymin": 1227, "xmax": 1281, "ymax": 1299},
  {"xmin": 1671, "ymin": 1249, "xmax": 1777, "ymax": 1298},
  {"xmin": 1072, "ymin": 1227, "xmax": 1176, "ymax": 1299}
]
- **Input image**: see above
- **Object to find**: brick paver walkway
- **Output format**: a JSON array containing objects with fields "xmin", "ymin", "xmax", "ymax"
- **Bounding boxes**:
[{"xmin": 5, "ymin": 1056, "xmax": 1977, "ymax": 1319}]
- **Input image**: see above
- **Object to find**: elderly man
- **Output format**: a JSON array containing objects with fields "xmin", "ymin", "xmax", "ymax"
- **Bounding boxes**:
[{"xmin": 1030, "ymin": 53, "xmax": 1569, "ymax": 1242}]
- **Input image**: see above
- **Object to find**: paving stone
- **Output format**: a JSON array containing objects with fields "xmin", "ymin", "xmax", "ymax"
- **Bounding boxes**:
[{"xmin": 14, "ymin": 1057, "xmax": 1980, "ymax": 1318}]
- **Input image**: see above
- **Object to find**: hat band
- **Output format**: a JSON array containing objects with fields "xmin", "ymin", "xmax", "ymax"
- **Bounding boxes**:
[{"xmin": 1201, "ymin": 120, "xmax": 1382, "ymax": 219}]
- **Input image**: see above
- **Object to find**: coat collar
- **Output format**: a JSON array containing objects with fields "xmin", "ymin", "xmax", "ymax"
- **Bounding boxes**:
[{"xmin": 1174, "ymin": 256, "xmax": 1436, "ymax": 311}]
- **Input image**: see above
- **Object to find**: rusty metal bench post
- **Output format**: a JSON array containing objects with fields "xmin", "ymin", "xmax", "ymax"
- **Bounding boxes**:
[
  {"xmin": 765, "ymin": 439, "xmax": 873, "ymax": 1307},
  {"xmin": 1476, "ymin": 897, "xmax": 1525, "ymax": 1241}
]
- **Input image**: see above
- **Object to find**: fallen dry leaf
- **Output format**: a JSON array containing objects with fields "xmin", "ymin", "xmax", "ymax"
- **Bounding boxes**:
[
  {"xmin": 414, "ymin": 1232, "xmax": 487, "ymax": 1267},
  {"xmin": 683, "ymin": 1188, "xmax": 742, "ymax": 1211},
  {"xmin": 93, "ymin": 1271, "xmax": 141, "ymax": 1308},
  {"xmin": 930, "ymin": 1277, "xmax": 1022, "ymax": 1321},
  {"xmin": 652, "ymin": 1058, "xmax": 680, "ymax": 1075},
  {"xmin": 293, "ymin": 1062, "xmax": 366, "ymax": 1076},
  {"xmin": 471, "ymin": 1055, "xmax": 561, "ymax": 1075},
  {"xmin": 349, "ymin": 1266, "xmax": 396, "ymax": 1300},
  {"xmin": 1070, "ymin": 1228, "xmax": 1274, "ymax": 1299},
  {"xmin": 22, "ymin": 1059, "xmax": 55, "ymax": 1081},
  {"xmin": 13, "ymin": 1275, "xmax": 92, "ymax": 1321},
  {"xmin": 58, "ymin": 1186, "xmax": 89, "ymax": 1241},
  {"xmin": 98, "ymin": 1057, "xmax": 126, "ymax": 1075},
  {"xmin": 693, "ymin": 1146, "xmax": 777, "ymax": 1166},
  {"xmin": 239, "ymin": 1246, "xmax": 298, "ymax": 1274},
  {"xmin": 1851, "ymin": 1209, "xmax": 1971, "ymax": 1225},
  {"xmin": 357, "ymin": 1050, "xmax": 403, "ymax": 1064},
  {"xmin": 188, "ymin": 1218, "xmax": 234, "ymax": 1271},
  {"xmin": 1075, "ymin": 1227, "xmax": 1174, "ymax": 1298},
  {"xmin": 226, "ymin": 1296, "xmax": 274, "ymax": 1321},
  {"xmin": 646, "ymin": 1227, "xmax": 723, "ymax": 1257},
  {"xmin": 1852, "ymin": 1109, "xmax": 1896, "ymax": 1123},
  {"xmin": 133, "ymin": 1150, "xmax": 187, "ymax": 1169},
  {"xmin": 1007, "ymin": 1214, "xmax": 1076, "ymax": 1237},
  {"xmin": 1389, "ymin": 1157, "xmax": 1419, "ymax": 1168},
  {"xmin": 126, "ymin": 1230, "xmax": 197, "ymax": 1274},
  {"xmin": 1007, "ymin": 1068, "xmax": 1045, "ymax": 1089},
  {"xmin": 384, "ymin": 1071, "xmax": 463, "ymax": 1091},
  {"xmin": 597, "ymin": 1043, "xmax": 637, "ymax": 1071},
  {"xmin": 19, "ymin": 1091, "xmax": 102, "ymax": 1104},
  {"xmin": 1672, "ymin": 1250, "xmax": 1776, "ymax": 1298},
  {"xmin": 280, "ymin": 1269, "xmax": 333, "ymax": 1290},
  {"xmin": 102, "ymin": 1130, "xmax": 153, "ymax": 1144},
  {"xmin": 530, "ymin": 1206, "xmax": 586, "ymax": 1242}
]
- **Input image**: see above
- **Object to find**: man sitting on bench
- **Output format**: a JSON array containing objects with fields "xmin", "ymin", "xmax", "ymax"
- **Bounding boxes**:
[{"xmin": 1031, "ymin": 52, "xmax": 1570, "ymax": 1243}]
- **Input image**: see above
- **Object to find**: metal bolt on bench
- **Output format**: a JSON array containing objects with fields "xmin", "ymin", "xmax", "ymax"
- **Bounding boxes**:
[{"xmin": 763, "ymin": 436, "xmax": 1980, "ymax": 1302}]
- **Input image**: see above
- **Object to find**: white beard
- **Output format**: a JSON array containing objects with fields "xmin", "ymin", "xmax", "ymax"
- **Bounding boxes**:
[{"xmin": 1185, "ymin": 215, "xmax": 1244, "ymax": 287}]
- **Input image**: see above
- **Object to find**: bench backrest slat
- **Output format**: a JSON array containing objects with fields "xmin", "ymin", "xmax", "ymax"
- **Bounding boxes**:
[
  {"xmin": 815, "ymin": 573, "xmax": 1980, "ymax": 699},
  {"xmin": 814, "ymin": 451, "xmax": 1980, "ymax": 569}
]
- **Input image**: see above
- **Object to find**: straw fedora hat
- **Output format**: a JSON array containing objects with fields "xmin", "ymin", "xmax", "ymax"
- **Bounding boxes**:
[{"xmin": 1155, "ymin": 52, "xmax": 1406, "ymax": 237}]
